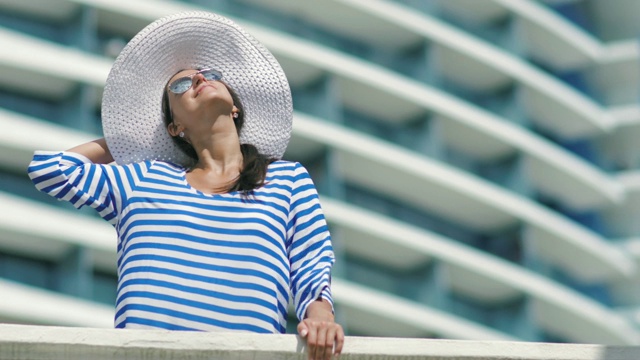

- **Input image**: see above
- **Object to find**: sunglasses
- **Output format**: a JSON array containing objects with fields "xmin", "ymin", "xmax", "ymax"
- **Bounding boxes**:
[{"xmin": 167, "ymin": 68, "xmax": 223, "ymax": 94}]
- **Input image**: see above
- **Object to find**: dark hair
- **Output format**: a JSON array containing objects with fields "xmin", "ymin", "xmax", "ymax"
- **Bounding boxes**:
[{"xmin": 162, "ymin": 76, "xmax": 274, "ymax": 194}]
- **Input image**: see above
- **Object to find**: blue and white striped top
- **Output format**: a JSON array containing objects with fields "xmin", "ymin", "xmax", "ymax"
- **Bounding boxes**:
[{"xmin": 28, "ymin": 151, "xmax": 334, "ymax": 333}]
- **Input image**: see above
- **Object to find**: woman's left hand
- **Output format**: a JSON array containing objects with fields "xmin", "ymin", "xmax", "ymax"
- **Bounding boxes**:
[{"xmin": 298, "ymin": 299, "xmax": 344, "ymax": 360}]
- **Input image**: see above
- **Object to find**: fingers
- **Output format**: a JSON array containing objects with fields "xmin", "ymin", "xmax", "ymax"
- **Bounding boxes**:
[
  {"xmin": 297, "ymin": 322, "xmax": 309, "ymax": 338},
  {"xmin": 334, "ymin": 325, "xmax": 345, "ymax": 358},
  {"xmin": 323, "ymin": 326, "xmax": 335, "ymax": 360},
  {"xmin": 306, "ymin": 321, "xmax": 318, "ymax": 360},
  {"xmin": 301, "ymin": 320, "xmax": 344, "ymax": 360}
]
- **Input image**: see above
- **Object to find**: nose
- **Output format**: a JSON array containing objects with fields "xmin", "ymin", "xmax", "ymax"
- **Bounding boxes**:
[{"xmin": 192, "ymin": 72, "xmax": 206, "ymax": 86}]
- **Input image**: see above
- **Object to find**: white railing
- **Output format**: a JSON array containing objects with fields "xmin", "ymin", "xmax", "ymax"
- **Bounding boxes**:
[{"xmin": 0, "ymin": 324, "xmax": 639, "ymax": 360}]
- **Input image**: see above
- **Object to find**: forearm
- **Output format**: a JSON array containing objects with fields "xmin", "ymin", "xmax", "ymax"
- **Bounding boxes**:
[{"xmin": 67, "ymin": 138, "xmax": 114, "ymax": 164}]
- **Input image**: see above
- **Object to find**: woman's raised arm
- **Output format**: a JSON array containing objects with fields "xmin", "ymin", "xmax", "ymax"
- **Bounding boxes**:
[{"xmin": 67, "ymin": 138, "xmax": 114, "ymax": 164}]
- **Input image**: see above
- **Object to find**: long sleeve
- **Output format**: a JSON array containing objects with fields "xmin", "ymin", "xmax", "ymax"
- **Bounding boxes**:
[
  {"xmin": 287, "ymin": 162, "xmax": 335, "ymax": 321},
  {"xmin": 27, "ymin": 150, "xmax": 128, "ymax": 225}
]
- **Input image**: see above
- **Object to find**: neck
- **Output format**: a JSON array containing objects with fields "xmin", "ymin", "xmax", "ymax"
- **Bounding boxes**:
[{"xmin": 189, "ymin": 118, "xmax": 243, "ymax": 174}]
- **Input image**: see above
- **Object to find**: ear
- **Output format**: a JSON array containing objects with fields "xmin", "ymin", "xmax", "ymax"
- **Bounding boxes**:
[
  {"xmin": 167, "ymin": 122, "xmax": 182, "ymax": 137},
  {"xmin": 231, "ymin": 105, "xmax": 240, "ymax": 119}
]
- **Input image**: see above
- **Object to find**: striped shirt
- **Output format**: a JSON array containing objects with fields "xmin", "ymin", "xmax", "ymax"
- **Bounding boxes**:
[{"xmin": 28, "ymin": 151, "xmax": 335, "ymax": 333}]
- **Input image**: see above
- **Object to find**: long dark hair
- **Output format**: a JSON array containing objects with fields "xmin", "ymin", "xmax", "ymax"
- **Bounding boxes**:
[{"xmin": 162, "ymin": 76, "xmax": 274, "ymax": 194}]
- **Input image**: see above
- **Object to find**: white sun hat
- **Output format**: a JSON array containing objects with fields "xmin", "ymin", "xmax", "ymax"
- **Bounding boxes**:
[{"xmin": 101, "ymin": 11, "xmax": 293, "ymax": 166}]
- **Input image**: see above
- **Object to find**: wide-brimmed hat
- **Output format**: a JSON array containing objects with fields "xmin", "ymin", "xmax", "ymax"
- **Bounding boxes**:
[{"xmin": 101, "ymin": 11, "xmax": 293, "ymax": 166}]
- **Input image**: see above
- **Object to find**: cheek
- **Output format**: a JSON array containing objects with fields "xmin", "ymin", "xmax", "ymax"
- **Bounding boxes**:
[{"xmin": 171, "ymin": 96, "xmax": 195, "ymax": 117}]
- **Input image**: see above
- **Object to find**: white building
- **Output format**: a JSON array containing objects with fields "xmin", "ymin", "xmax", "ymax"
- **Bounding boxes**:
[{"xmin": 1, "ymin": 0, "xmax": 639, "ymax": 345}]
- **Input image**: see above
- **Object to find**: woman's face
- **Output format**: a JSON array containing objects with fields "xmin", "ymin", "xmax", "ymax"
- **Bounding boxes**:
[{"xmin": 166, "ymin": 68, "xmax": 235, "ymax": 129}]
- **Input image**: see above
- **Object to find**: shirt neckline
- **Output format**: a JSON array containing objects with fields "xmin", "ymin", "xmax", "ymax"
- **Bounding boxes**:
[{"xmin": 179, "ymin": 170, "xmax": 240, "ymax": 198}]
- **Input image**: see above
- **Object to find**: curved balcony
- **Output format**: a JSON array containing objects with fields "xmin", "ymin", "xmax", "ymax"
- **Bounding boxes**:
[
  {"xmin": 436, "ymin": 0, "xmax": 640, "ymax": 108},
  {"xmin": 332, "ymin": 279, "xmax": 515, "ymax": 340},
  {"xmin": 4, "ymin": 108, "xmax": 636, "ymax": 341},
  {"xmin": 435, "ymin": 0, "xmax": 508, "ymax": 24},
  {"xmin": 3, "ymin": 162, "xmax": 633, "ymax": 342},
  {"xmin": 239, "ymin": 0, "xmax": 616, "ymax": 137},
  {"xmin": 0, "ymin": 27, "xmax": 109, "ymax": 102},
  {"xmin": 251, "ymin": 24, "xmax": 623, "ymax": 210},
  {"xmin": 0, "ymin": 20, "xmax": 625, "ymax": 210},
  {"xmin": 593, "ymin": 106, "xmax": 640, "ymax": 172},
  {"xmin": 0, "ymin": 109, "xmax": 514, "ymax": 340},
  {"xmin": 10, "ymin": 0, "xmax": 619, "ymax": 136},
  {"xmin": 594, "ymin": 42, "xmax": 640, "ymax": 106},
  {"xmin": 291, "ymin": 113, "xmax": 633, "ymax": 281},
  {"xmin": 0, "ymin": 108, "xmax": 94, "ymax": 171},
  {"xmin": 602, "ymin": 172, "xmax": 640, "ymax": 238},
  {"xmin": 1, "ymin": 76, "xmax": 632, "ymax": 282},
  {"xmin": 0, "ymin": 190, "xmax": 515, "ymax": 340},
  {"xmin": 127, "ymin": 0, "xmax": 637, "ymax": 115},
  {"xmin": 1, "ymin": 182, "xmax": 635, "ymax": 342},
  {"xmin": 323, "ymin": 198, "xmax": 638, "ymax": 345},
  {"xmin": 0, "ymin": 279, "xmax": 112, "ymax": 327},
  {"xmin": 0, "ymin": 7, "xmax": 633, "ymax": 279},
  {"xmin": 0, "ymin": 0, "xmax": 78, "ymax": 22},
  {"xmin": 0, "ymin": 0, "xmax": 638, "ymax": 347},
  {"xmin": 491, "ymin": 0, "xmax": 600, "ymax": 68},
  {"xmin": 1, "ymin": 0, "xmax": 634, "ymax": 135},
  {"xmin": 0, "ymin": 191, "xmax": 115, "ymax": 271}
]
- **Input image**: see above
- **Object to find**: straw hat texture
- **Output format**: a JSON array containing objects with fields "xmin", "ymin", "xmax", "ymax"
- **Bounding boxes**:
[{"xmin": 101, "ymin": 11, "xmax": 293, "ymax": 166}]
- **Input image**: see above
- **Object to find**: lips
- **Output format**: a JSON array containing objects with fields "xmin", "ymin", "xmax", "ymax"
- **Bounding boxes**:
[{"xmin": 196, "ymin": 84, "xmax": 213, "ymax": 96}]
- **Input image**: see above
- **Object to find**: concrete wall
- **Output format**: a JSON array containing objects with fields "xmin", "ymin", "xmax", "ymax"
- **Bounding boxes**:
[{"xmin": 0, "ymin": 324, "xmax": 638, "ymax": 360}]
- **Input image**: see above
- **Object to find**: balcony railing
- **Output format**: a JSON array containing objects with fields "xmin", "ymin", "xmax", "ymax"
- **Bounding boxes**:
[{"xmin": 0, "ymin": 324, "xmax": 638, "ymax": 360}]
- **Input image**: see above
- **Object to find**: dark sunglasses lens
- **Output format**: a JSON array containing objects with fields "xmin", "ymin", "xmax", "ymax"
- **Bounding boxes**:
[{"xmin": 169, "ymin": 78, "xmax": 192, "ymax": 94}]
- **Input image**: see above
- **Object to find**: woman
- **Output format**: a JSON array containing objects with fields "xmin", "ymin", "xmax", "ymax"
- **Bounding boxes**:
[{"xmin": 27, "ymin": 11, "xmax": 343, "ymax": 360}]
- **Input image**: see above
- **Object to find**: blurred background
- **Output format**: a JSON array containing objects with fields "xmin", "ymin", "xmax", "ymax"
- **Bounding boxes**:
[{"xmin": 1, "ymin": 0, "xmax": 639, "ymax": 345}]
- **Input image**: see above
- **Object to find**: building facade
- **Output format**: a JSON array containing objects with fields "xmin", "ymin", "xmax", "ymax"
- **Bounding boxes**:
[{"xmin": 1, "ymin": 0, "xmax": 639, "ymax": 345}]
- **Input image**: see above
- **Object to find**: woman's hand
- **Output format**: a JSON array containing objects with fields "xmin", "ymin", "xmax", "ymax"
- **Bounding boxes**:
[{"xmin": 298, "ymin": 298, "xmax": 344, "ymax": 360}]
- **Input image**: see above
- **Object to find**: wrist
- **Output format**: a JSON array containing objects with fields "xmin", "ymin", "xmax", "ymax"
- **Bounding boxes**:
[{"xmin": 305, "ymin": 298, "xmax": 334, "ymax": 321}]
